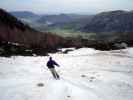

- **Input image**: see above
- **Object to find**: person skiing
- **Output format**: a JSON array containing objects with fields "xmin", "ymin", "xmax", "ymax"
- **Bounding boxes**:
[{"xmin": 46, "ymin": 57, "xmax": 60, "ymax": 79}]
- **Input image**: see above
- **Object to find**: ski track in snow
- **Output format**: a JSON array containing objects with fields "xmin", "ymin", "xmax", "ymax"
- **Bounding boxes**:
[
  {"xmin": 0, "ymin": 48, "xmax": 133, "ymax": 100},
  {"xmin": 43, "ymin": 77, "xmax": 101, "ymax": 100}
]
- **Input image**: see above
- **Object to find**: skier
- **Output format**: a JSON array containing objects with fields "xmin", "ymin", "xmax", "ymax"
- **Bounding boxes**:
[{"xmin": 46, "ymin": 57, "xmax": 60, "ymax": 79}]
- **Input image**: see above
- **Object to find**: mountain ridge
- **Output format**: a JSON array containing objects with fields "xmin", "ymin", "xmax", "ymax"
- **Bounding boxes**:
[{"xmin": 81, "ymin": 10, "xmax": 133, "ymax": 33}]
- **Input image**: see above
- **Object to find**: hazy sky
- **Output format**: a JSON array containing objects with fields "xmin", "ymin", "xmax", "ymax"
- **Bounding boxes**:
[{"xmin": 0, "ymin": 0, "xmax": 133, "ymax": 14}]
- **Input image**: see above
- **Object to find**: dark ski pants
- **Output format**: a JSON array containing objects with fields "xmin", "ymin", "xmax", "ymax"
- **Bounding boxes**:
[{"xmin": 49, "ymin": 68, "xmax": 60, "ymax": 79}]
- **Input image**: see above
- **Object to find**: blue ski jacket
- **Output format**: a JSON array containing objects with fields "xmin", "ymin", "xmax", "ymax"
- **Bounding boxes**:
[{"xmin": 47, "ymin": 60, "xmax": 60, "ymax": 68}]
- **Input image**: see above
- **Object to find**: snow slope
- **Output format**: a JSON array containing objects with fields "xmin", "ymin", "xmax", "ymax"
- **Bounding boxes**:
[{"xmin": 0, "ymin": 48, "xmax": 133, "ymax": 100}]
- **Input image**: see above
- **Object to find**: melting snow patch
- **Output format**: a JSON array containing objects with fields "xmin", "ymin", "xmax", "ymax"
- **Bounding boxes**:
[
  {"xmin": 68, "ymin": 48, "xmax": 99, "ymax": 56},
  {"xmin": 0, "ymin": 48, "xmax": 133, "ymax": 100}
]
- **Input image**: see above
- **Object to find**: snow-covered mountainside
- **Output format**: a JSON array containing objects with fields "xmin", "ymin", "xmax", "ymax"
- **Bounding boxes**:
[{"xmin": 0, "ymin": 48, "xmax": 133, "ymax": 100}]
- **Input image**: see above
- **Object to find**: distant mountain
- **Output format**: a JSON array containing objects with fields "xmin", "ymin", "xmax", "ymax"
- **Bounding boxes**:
[
  {"xmin": 51, "ymin": 15, "xmax": 94, "ymax": 30},
  {"xmin": 37, "ymin": 14, "xmax": 75, "ymax": 25},
  {"xmin": 81, "ymin": 10, "xmax": 133, "ymax": 33},
  {"xmin": 35, "ymin": 14, "xmax": 93, "ymax": 32},
  {"xmin": 9, "ymin": 11, "xmax": 93, "ymax": 32},
  {"xmin": 10, "ymin": 11, "xmax": 41, "ymax": 27},
  {"xmin": 79, "ymin": 10, "xmax": 133, "ymax": 46},
  {"xmin": 10, "ymin": 11, "xmax": 39, "ymax": 19}
]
